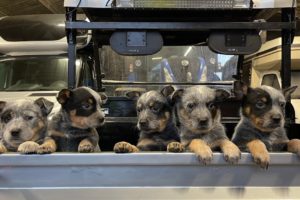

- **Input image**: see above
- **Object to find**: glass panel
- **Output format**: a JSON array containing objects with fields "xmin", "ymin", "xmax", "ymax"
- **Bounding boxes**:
[
  {"xmin": 100, "ymin": 46, "xmax": 238, "ymax": 96},
  {"xmin": 0, "ymin": 57, "xmax": 69, "ymax": 91},
  {"xmin": 261, "ymin": 74, "xmax": 280, "ymax": 90}
]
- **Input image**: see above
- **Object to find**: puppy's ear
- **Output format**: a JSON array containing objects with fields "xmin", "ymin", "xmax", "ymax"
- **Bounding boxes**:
[
  {"xmin": 0, "ymin": 101, "xmax": 6, "ymax": 113},
  {"xmin": 215, "ymin": 89, "xmax": 231, "ymax": 102},
  {"xmin": 100, "ymin": 93, "xmax": 108, "ymax": 104},
  {"xmin": 126, "ymin": 91, "xmax": 141, "ymax": 100},
  {"xmin": 283, "ymin": 86, "xmax": 297, "ymax": 100},
  {"xmin": 57, "ymin": 89, "xmax": 72, "ymax": 105},
  {"xmin": 35, "ymin": 98, "xmax": 54, "ymax": 117},
  {"xmin": 170, "ymin": 89, "xmax": 184, "ymax": 105},
  {"xmin": 161, "ymin": 85, "xmax": 175, "ymax": 97},
  {"xmin": 233, "ymin": 81, "xmax": 249, "ymax": 100}
]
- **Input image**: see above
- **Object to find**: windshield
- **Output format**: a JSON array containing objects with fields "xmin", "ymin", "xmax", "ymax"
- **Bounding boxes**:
[
  {"xmin": 101, "ymin": 46, "xmax": 238, "ymax": 96},
  {"xmin": 0, "ymin": 57, "xmax": 68, "ymax": 91}
]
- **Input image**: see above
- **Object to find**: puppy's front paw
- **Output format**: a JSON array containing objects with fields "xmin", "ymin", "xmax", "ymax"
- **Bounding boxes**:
[
  {"xmin": 252, "ymin": 152, "xmax": 270, "ymax": 169},
  {"xmin": 223, "ymin": 144, "xmax": 241, "ymax": 164},
  {"xmin": 196, "ymin": 147, "xmax": 213, "ymax": 165},
  {"xmin": 114, "ymin": 142, "xmax": 138, "ymax": 153},
  {"xmin": 78, "ymin": 142, "xmax": 94, "ymax": 153},
  {"xmin": 288, "ymin": 139, "xmax": 300, "ymax": 157},
  {"xmin": 0, "ymin": 144, "xmax": 7, "ymax": 154},
  {"xmin": 167, "ymin": 142, "xmax": 185, "ymax": 153},
  {"xmin": 18, "ymin": 141, "xmax": 39, "ymax": 154},
  {"xmin": 38, "ymin": 143, "xmax": 56, "ymax": 154}
]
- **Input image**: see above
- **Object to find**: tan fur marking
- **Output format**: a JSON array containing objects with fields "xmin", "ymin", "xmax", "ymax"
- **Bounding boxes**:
[
  {"xmin": 247, "ymin": 139, "xmax": 270, "ymax": 169},
  {"xmin": 88, "ymin": 98, "xmax": 93, "ymax": 104},
  {"xmin": 114, "ymin": 141, "xmax": 139, "ymax": 153},
  {"xmin": 0, "ymin": 143, "xmax": 7, "ymax": 153},
  {"xmin": 218, "ymin": 139, "xmax": 241, "ymax": 164},
  {"xmin": 31, "ymin": 120, "xmax": 45, "ymax": 142},
  {"xmin": 48, "ymin": 130, "xmax": 65, "ymax": 137},
  {"xmin": 38, "ymin": 138, "xmax": 57, "ymax": 154},
  {"xmin": 78, "ymin": 138, "xmax": 95, "ymax": 153},
  {"xmin": 189, "ymin": 139, "xmax": 213, "ymax": 164},
  {"xmin": 167, "ymin": 142, "xmax": 185, "ymax": 152},
  {"xmin": 287, "ymin": 139, "xmax": 300, "ymax": 156},
  {"xmin": 244, "ymin": 106, "xmax": 251, "ymax": 115},
  {"xmin": 18, "ymin": 141, "xmax": 39, "ymax": 154},
  {"xmin": 158, "ymin": 112, "xmax": 170, "ymax": 132},
  {"xmin": 137, "ymin": 138, "xmax": 155, "ymax": 147},
  {"xmin": 70, "ymin": 109, "xmax": 98, "ymax": 129}
]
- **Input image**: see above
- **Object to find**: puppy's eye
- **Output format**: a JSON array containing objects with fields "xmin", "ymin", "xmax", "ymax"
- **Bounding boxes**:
[
  {"xmin": 151, "ymin": 106, "xmax": 160, "ymax": 113},
  {"xmin": 2, "ymin": 115, "xmax": 12, "ymax": 123},
  {"xmin": 24, "ymin": 116, "xmax": 33, "ymax": 121},
  {"xmin": 256, "ymin": 101, "xmax": 265, "ymax": 109},
  {"xmin": 187, "ymin": 103, "xmax": 194, "ymax": 110},
  {"xmin": 82, "ymin": 103, "xmax": 92, "ymax": 110},
  {"xmin": 207, "ymin": 102, "xmax": 215, "ymax": 110},
  {"xmin": 279, "ymin": 102, "xmax": 286, "ymax": 109}
]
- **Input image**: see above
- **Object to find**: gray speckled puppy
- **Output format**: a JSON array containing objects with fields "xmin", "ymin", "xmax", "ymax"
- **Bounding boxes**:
[
  {"xmin": 0, "ymin": 98, "xmax": 54, "ymax": 154},
  {"xmin": 232, "ymin": 82, "xmax": 300, "ymax": 169},
  {"xmin": 171, "ymin": 86, "xmax": 241, "ymax": 164}
]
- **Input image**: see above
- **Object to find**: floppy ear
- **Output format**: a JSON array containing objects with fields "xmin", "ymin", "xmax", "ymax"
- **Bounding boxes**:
[
  {"xmin": 283, "ymin": 86, "xmax": 297, "ymax": 100},
  {"xmin": 215, "ymin": 89, "xmax": 231, "ymax": 102},
  {"xmin": 170, "ymin": 89, "xmax": 184, "ymax": 105},
  {"xmin": 35, "ymin": 97, "xmax": 54, "ymax": 117},
  {"xmin": 0, "ymin": 101, "xmax": 6, "ymax": 113},
  {"xmin": 125, "ymin": 91, "xmax": 141, "ymax": 100},
  {"xmin": 57, "ymin": 89, "xmax": 72, "ymax": 105},
  {"xmin": 100, "ymin": 93, "xmax": 108, "ymax": 104},
  {"xmin": 233, "ymin": 81, "xmax": 249, "ymax": 100},
  {"xmin": 161, "ymin": 85, "xmax": 175, "ymax": 97}
]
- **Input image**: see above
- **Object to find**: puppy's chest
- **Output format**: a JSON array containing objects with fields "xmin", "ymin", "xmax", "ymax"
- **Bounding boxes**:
[
  {"xmin": 52, "ymin": 129, "xmax": 93, "ymax": 152},
  {"xmin": 260, "ymin": 131, "xmax": 287, "ymax": 151}
]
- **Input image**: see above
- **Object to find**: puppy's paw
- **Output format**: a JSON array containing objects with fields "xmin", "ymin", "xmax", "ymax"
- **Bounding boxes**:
[
  {"xmin": 114, "ymin": 142, "xmax": 138, "ymax": 153},
  {"xmin": 18, "ymin": 141, "xmax": 39, "ymax": 154},
  {"xmin": 196, "ymin": 147, "xmax": 213, "ymax": 165},
  {"xmin": 78, "ymin": 142, "xmax": 94, "ymax": 153},
  {"xmin": 38, "ymin": 143, "xmax": 56, "ymax": 154},
  {"xmin": 0, "ymin": 144, "xmax": 7, "ymax": 154},
  {"xmin": 167, "ymin": 142, "xmax": 185, "ymax": 153},
  {"xmin": 223, "ymin": 145, "xmax": 241, "ymax": 164},
  {"xmin": 252, "ymin": 152, "xmax": 270, "ymax": 169},
  {"xmin": 288, "ymin": 139, "xmax": 300, "ymax": 157}
]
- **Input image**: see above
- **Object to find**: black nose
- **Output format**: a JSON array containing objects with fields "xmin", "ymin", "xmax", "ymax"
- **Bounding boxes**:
[
  {"xmin": 139, "ymin": 120, "xmax": 148, "ymax": 128},
  {"xmin": 199, "ymin": 118, "xmax": 208, "ymax": 126},
  {"xmin": 272, "ymin": 115, "xmax": 282, "ymax": 124},
  {"xmin": 11, "ymin": 129, "xmax": 21, "ymax": 137}
]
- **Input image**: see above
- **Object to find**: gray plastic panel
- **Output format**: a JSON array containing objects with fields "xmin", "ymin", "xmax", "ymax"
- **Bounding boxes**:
[
  {"xmin": 0, "ymin": 153, "xmax": 299, "ymax": 188},
  {"xmin": 64, "ymin": 0, "xmax": 296, "ymax": 9}
]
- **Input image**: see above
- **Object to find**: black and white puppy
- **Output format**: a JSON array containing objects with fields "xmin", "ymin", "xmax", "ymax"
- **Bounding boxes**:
[
  {"xmin": 232, "ymin": 82, "xmax": 300, "ymax": 169},
  {"xmin": 0, "ymin": 98, "xmax": 54, "ymax": 154},
  {"xmin": 172, "ymin": 86, "xmax": 241, "ymax": 164},
  {"xmin": 38, "ymin": 87, "xmax": 107, "ymax": 153},
  {"xmin": 114, "ymin": 86, "xmax": 183, "ymax": 153}
]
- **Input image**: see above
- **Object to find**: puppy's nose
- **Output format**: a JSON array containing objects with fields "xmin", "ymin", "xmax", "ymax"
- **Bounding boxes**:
[
  {"xmin": 139, "ymin": 120, "xmax": 148, "ymax": 127},
  {"xmin": 11, "ymin": 129, "xmax": 21, "ymax": 137},
  {"xmin": 272, "ymin": 114, "xmax": 282, "ymax": 124},
  {"xmin": 199, "ymin": 118, "xmax": 208, "ymax": 126}
]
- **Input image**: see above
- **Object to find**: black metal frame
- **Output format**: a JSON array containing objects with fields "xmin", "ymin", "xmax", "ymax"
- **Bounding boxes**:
[{"xmin": 65, "ymin": 7, "xmax": 296, "ymax": 92}]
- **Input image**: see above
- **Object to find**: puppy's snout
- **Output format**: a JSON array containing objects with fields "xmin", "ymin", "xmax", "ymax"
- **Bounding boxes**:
[
  {"xmin": 11, "ymin": 129, "xmax": 21, "ymax": 137},
  {"xmin": 139, "ymin": 120, "xmax": 148, "ymax": 128},
  {"xmin": 272, "ymin": 114, "xmax": 282, "ymax": 124}
]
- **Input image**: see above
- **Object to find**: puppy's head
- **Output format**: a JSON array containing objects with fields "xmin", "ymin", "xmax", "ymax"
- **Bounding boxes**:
[
  {"xmin": 234, "ymin": 81, "xmax": 297, "ymax": 132},
  {"xmin": 57, "ymin": 87, "xmax": 107, "ymax": 129},
  {"xmin": 136, "ymin": 86, "xmax": 174, "ymax": 133},
  {"xmin": 171, "ymin": 86, "xmax": 230, "ymax": 133},
  {"xmin": 0, "ymin": 98, "xmax": 53, "ymax": 148}
]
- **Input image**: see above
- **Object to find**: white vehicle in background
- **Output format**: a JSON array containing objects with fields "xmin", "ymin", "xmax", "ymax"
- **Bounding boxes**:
[
  {"xmin": 244, "ymin": 25, "xmax": 300, "ymax": 124},
  {"xmin": 0, "ymin": 14, "xmax": 93, "ymax": 105}
]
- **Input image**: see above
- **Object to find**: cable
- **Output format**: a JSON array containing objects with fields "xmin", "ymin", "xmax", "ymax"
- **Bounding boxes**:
[
  {"xmin": 66, "ymin": 0, "xmax": 82, "ymax": 15},
  {"xmin": 106, "ymin": 0, "xmax": 111, "ymax": 6}
]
